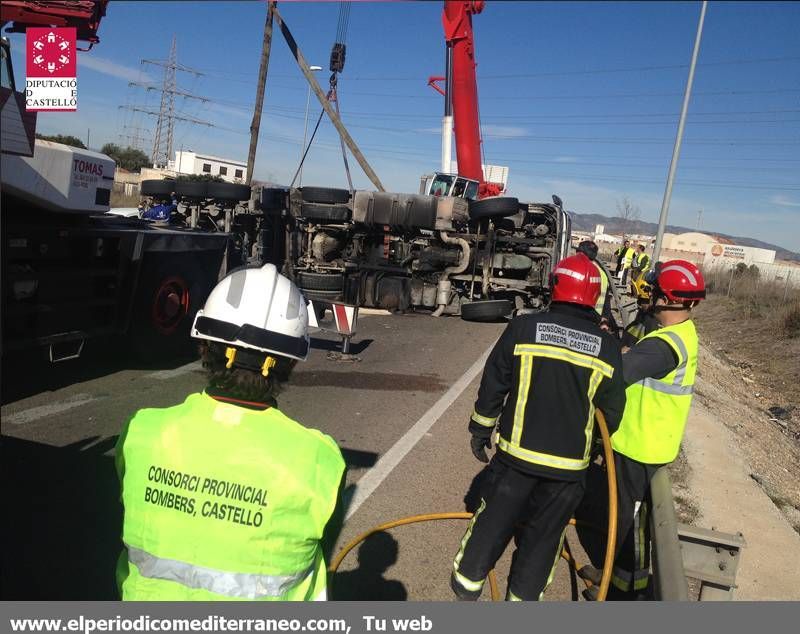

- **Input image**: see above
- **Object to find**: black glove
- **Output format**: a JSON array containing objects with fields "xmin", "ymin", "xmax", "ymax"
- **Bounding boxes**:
[{"xmin": 470, "ymin": 434, "xmax": 492, "ymax": 463}]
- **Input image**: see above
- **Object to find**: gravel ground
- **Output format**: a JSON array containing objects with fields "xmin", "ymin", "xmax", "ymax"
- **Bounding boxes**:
[{"xmin": 692, "ymin": 298, "xmax": 800, "ymax": 534}]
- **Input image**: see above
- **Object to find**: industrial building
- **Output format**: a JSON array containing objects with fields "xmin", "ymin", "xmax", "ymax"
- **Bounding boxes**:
[{"xmin": 171, "ymin": 150, "xmax": 247, "ymax": 183}]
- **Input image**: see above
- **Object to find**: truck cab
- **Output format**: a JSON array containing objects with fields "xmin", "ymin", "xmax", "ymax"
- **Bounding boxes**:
[{"xmin": 420, "ymin": 172, "xmax": 480, "ymax": 200}]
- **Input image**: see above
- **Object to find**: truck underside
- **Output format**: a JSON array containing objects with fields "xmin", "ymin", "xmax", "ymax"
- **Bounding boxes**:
[{"xmin": 251, "ymin": 186, "xmax": 572, "ymax": 321}]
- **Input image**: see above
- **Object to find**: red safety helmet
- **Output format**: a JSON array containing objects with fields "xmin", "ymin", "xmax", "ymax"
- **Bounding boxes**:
[
  {"xmin": 550, "ymin": 253, "xmax": 601, "ymax": 308},
  {"xmin": 656, "ymin": 259, "xmax": 706, "ymax": 304}
]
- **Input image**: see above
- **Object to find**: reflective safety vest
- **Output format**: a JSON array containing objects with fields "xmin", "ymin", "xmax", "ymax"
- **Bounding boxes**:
[
  {"xmin": 116, "ymin": 392, "xmax": 345, "ymax": 601},
  {"xmin": 592, "ymin": 261, "xmax": 609, "ymax": 316},
  {"xmin": 612, "ymin": 319, "xmax": 698, "ymax": 464},
  {"xmin": 637, "ymin": 253, "xmax": 651, "ymax": 273},
  {"xmin": 622, "ymin": 247, "xmax": 635, "ymax": 269}
]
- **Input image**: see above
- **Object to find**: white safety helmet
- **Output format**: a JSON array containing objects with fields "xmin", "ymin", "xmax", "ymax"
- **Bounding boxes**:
[{"xmin": 191, "ymin": 263, "xmax": 310, "ymax": 362}]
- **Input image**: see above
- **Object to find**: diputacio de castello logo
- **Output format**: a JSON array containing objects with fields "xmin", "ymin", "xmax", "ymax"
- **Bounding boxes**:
[{"xmin": 25, "ymin": 27, "xmax": 78, "ymax": 112}]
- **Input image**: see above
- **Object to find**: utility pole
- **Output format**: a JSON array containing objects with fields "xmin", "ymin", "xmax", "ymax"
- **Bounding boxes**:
[
  {"xmin": 273, "ymin": 5, "xmax": 385, "ymax": 191},
  {"xmin": 652, "ymin": 1, "xmax": 708, "ymax": 262},
  {"xmin": 140, "ymin": 36, "xmax": 206, "ymax": 168},
  {"xmin": 246, "ymin": 1, "xmax": 275, "ymax": 186},
  {"xmin": 696, "ymin": 208, "xmax": 703, "ymax": 230}
]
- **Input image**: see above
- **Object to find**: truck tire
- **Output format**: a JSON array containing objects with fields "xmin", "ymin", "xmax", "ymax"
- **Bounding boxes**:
[
  {"xmin": 297, "ymin": 271, "xmax": 345, "ymax": 291},
  {"xmin": 140, "ymin": 179, "xmax": 176, "ymax": 196},
  {"xmin": 300, "ymin": 186, "xmax": 351, "ymax": 204},
  {"xmin": 175, "ymin": 180, "xmax": 209, "ymax": 199},
  {"xmin": 131, "ymin": 256, "xmax": 215, "ymax": 357},
  {"xmin": 207, "ymin": 182, "xmax": 252, "ymax": 202},
  {"xmin": 468, "ymin": 196, "xmax": 520, "ymax": 220},
  {"xmin": 460, "ymin": 299, "xmax": 513, "ymax": 322},
  {"xmin": 300, "ymin": 203, "xmax": 351, "ymax": 222},
  {"xmin": 259, "ymin": 187, "xmax": 287, "ymax": 211}
]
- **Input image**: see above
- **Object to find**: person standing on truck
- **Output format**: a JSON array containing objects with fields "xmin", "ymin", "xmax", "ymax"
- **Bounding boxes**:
[
  {"xmin": 451, "ymin": 253, "xmax": 626, "ymax": 601},
  {"xmin": 115, "ymin": 263, "xmax": 346, "ymax": 601},
  {"xmin": 579, "ymin": 260, "xmax": 705, "ymax": 600}
]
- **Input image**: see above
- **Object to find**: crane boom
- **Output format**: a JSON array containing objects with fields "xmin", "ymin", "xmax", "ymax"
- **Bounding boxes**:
[
  {"xmin": 433, "ymin": 1, "xmax": 502, "ymax": 199},
  {"xmin": 442, "ymin": 1, "xmax": 483, "ymax": 186}
]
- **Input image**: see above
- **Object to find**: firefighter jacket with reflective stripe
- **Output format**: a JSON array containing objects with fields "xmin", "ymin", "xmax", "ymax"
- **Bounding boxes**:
[
  {"xmin": 612, "ymin": 319, "xmax": 698, "ymax": 464},
  {"xmin": 592, "ymin": 261, "xmax": 610, "ymax": 317},
  {"xmin": 469, "ymin": 304, "xmax": 626, "ymax": 481},
  {"xmin": 116, "ymin": 392, "xmax": 345, "ymax": 601}
]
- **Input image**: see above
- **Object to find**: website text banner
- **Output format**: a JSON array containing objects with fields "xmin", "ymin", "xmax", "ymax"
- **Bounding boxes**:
[{"xmin": 2, "ymin": 602, "xmax": 797, "ymax": 634}]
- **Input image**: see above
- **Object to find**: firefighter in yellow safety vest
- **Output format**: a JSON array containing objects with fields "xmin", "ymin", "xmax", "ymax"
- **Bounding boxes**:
[
  {"xmin": 578, "ymin": 259, "xmax": 705, "ymax": 600},
  {"xmin": 116, "ymin": 264, "xmax": 346, "ymax": 601}
]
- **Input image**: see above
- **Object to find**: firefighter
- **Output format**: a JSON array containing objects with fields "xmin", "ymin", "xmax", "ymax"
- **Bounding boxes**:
[
  {"xmin": 451, "ymin": 253, "xmax": 627, "ymax": 601},
  {"xmin": 622, "ymin": 265, "xmax": 661, "ymax": 348},
  {"xmin": 115, "ymin": 263, "xmax": 346, "ymax": 601},
  {"xmin": 577, "ymin": 240, "xmax": 618, "ymax": 335},
  {"xmin": 581, "ymin": 260, "xmax": 705, "ymax": 600}
]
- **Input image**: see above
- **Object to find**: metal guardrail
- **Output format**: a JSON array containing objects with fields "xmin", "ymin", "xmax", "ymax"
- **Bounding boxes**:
[
  {"xmin": 650, "ymin": 467, "xmax": 690, "ymax": 600},
  {"xmin": 649, "ymin": 466, "xmax": 746, "ymax": 601}
]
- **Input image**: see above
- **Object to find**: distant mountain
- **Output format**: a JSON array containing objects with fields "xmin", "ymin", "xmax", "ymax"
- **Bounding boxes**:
[{"xmin": 570, "ymin": 212, "xmax": 800, "ymax": 263}]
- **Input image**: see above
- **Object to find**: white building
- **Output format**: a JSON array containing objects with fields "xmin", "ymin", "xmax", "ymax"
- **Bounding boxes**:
[{"xmin": 171, "ymin": 151, "xmax": 247, "ymax": 183}]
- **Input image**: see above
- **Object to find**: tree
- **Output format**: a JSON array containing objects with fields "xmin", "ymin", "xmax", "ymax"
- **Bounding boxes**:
[
  {"xmin": 35, "ymin": 133, "xmax": 86, "ymax": 149},
  {"xmin": 100, "ymin": 143, "xmax": 150, "ymax": 171},
  {"xmin": 616, "ymin": 196, "xmax": 641, "ymax": 239}
]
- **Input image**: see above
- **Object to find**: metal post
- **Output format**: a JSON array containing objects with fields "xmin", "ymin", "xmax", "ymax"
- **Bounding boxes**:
[
  {"xmin": 727, "ymin": 266, "xmax": 734, "ymax": 297},
  {"xmin": 783, "ymin": 270, "xmax": 792, "ymax": 303},
  {"xmin": 273, "ymin": 5, "xmax": 386, "ymax": 192},
  {"xmin": 652, "ymin": 1, "xmax": 708, "ymax": 263},
  {"xmin": 246, "ymin": 1, "xmax": 275, "ymax": 186}
]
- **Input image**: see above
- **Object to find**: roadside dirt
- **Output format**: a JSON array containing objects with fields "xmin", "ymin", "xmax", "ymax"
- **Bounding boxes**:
[{"xmin": 691, "ymin": 297, "xmax": 800, "ymax": 534}]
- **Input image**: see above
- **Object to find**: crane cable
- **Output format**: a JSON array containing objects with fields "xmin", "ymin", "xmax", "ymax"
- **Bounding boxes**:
[{"xmin": 290, "ymin": 1, "xmax": 354, "ymax": 190}]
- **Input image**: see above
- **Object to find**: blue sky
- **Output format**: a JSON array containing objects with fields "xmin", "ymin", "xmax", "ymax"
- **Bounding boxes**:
[{"xmin": 9, "ymin": 1, "xmax": 800, "ymax": 251}]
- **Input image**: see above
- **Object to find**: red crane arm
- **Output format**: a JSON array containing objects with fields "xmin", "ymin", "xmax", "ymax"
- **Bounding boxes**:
[
  {"xmin": 1, "ymin": 1, "xmax": 109, "ymax": 45},
  {"xmin": 442, "ymin": 0, "xmax": 483, "ymax": 185},
  {"xmin": 441, "ymin": 1, "xmax": 501, "ymax": 199}
]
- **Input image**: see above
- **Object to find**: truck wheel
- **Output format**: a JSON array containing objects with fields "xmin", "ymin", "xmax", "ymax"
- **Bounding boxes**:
[
  {"xmin": 300, "ymin": 186, "xmax": 351, "ymax": 204},
  {"xmin": 300, "ymin": 203, "xmax": 351, "ymax": 222},
  {"xmin": 297, "ymin": 271, "xmax": 345, "ymax": 291},
  {"xmin": 460, "ymin": 299, "xmax": 513, "ymax": 322},
  {"xmin": 468, "ymin": 197, "xmax": 520, "ymax": 220},
  {"xmin": 140, "ymin": 179, "xmax": 176, "ymax": 196},
  {"xmin": 131, "ymin": 257, "xmax": 214, "ymax": 357},
  {"xmin": 259, "ymin": 187, "xmax": 287, "ymax": 211},
  {"xmin": 207, "ymin": 182, "xmax": 252, "ymax": 202},
  {"xmin": 175, "ymin": 180, "xmax": 209, "ymax": 199}
]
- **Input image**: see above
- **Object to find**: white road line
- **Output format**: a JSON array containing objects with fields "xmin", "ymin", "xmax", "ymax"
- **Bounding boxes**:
[
  {"xmin": 6, "ymin": 393, "xmax": 100, "ymax": 426},
  {"xmin": 345, "ymin": 342, "xmax": 494, "ymax": 520},
  {"xmin": 146, "ymin": 361, "xmax": 202, "ymax": 380}
]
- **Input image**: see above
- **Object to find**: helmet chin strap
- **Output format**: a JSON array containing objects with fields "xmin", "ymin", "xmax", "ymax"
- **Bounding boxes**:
[{"xmin": 652, "ymin": 304, "xmax": 688, "ymax": 313}]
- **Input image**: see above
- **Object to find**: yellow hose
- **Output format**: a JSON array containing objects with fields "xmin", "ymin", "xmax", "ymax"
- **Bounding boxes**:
[{"xmin": 329, "ymin": 410, "xmax": 618, "ymax": 602}]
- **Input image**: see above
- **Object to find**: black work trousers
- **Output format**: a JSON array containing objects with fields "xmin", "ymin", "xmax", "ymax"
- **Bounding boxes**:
[
  {"xmin": 575, "ymin": 451, "xmax": 661, "ymax": 600},
  {"xmin": 452, "ymin": 458, "xmax": 585, "ymax": 601}
]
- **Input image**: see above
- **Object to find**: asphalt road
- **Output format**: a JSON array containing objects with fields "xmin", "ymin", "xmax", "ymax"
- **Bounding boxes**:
[{"xmin": 1, "ymin": 311, "xmax": 594, "ymax": 601}]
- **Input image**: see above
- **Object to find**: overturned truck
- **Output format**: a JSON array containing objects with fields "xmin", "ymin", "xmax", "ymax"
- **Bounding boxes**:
[{"xmin": 255, "ymin": 186, "xmax": 572, "ymax": 321}]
